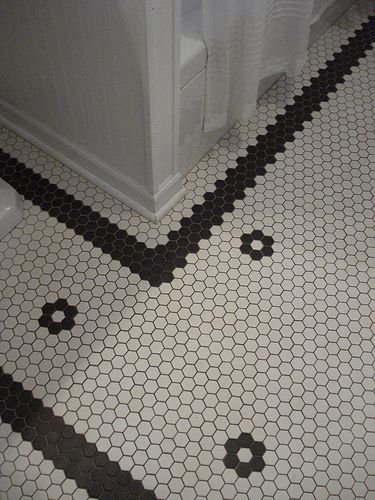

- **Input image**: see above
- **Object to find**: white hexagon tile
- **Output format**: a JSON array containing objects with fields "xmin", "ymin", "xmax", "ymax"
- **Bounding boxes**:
[{"xmin": 1, "ymin": 1, "xmax": 375, "ymax": 499}]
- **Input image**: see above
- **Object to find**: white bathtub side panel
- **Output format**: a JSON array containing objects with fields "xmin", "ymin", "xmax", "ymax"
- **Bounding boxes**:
[{"xmin": 179, "ymin": 69, "xmax": 233, "ymax": 176}]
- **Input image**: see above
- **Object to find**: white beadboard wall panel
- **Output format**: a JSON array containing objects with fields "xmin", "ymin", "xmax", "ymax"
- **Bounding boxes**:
[{"xmin": 0, "ymin": 0, "xmax": 184, "ymax": 220}]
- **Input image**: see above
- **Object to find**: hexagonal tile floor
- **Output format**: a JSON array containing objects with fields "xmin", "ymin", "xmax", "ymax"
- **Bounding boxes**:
[{"xmin": 1, "ymin": 1, "xmax": 374, "ymax": 499}]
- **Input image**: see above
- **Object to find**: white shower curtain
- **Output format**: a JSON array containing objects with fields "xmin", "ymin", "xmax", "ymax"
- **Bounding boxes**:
[{"xmin": 202, "ymin": 0, "xmax": 314, "ymax": 131}]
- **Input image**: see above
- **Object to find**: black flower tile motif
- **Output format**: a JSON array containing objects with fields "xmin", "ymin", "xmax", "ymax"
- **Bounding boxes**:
[
  {"xmin": 240, "ymin": 230, "xmax": 275, "ymax": 260},
  {"xmin": 38, "ymin": 298, "xmax": 78, "ymax": 335},
  {"xmin": 224, "ymin": 433, "xmax": 266, "ymax": 478}
]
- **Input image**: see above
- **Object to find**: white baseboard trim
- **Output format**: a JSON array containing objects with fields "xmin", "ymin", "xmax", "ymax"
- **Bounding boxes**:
[{"xmin": 0, "ymin": 99, "xmax": 186, "ymax": 222}]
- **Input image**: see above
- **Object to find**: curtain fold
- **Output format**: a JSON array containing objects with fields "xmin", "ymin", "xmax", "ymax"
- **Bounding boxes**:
[{"xmin": 202, "ymin": 0, "xmax": 314, "ymax": 131}]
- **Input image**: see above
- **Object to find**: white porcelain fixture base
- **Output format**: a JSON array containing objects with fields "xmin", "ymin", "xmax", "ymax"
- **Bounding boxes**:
[{"xmin": 0, "ymin": 178, "xmax": 22, "ymax": 239}]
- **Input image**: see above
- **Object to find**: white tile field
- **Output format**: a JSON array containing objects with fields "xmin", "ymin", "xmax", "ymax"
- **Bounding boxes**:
[{"xmin": 0, "ymin": 1, "xmax": 374, "ymax": 499}]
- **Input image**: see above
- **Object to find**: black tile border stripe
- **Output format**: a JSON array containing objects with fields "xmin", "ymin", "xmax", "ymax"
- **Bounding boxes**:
[
  {"xmin": 0, "ymin": 366, "xmax": 158, "ymax": 500},
  {"xmin": 0, "ymin": 15, "xmax": 374, "ymax": 289}
]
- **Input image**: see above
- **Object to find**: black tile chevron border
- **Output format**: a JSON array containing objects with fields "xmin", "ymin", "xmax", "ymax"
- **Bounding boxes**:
[
  {"xmin": 0, "ymin": 367, "xmax": 158, "ymax": 500},
  {"xmin": 0, "ymin": 16, "xmax": 374, "ymax": 289}
]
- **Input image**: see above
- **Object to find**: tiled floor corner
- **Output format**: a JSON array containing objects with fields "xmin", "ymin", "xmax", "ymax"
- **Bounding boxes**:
[{"xmin": 1, "ymin": 1, "xmax": 374, "ymax": 499}]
